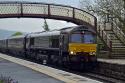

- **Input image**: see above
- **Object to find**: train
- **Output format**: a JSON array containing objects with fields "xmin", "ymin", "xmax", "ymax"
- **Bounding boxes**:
[{"xmin": 0, "ymin": 25, "xmax": 97, "ymax": 70}]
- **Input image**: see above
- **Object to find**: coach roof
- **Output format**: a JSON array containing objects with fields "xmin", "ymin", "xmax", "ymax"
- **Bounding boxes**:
[{"xmin": 8, "ymin": 35, "xmax": 26, "ymax": 39}]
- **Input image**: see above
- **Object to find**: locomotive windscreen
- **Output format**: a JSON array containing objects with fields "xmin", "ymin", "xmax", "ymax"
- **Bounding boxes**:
[
  {"xmin": 71, "ymin": 31, "xmax": 95, "ymax": 44},
  {"xmin": 71, "ymin": 33, "xmax": 82, "ymax": 43},
  {"xmin": 84, "ymin": 33, "xmax": 95, "ymax": 43}
]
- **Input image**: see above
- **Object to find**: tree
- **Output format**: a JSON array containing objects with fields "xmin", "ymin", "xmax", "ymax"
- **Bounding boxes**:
[
  {"xmin": 12, "ymin": 32, "xmax": 23, "ymax": 36},
  {"xmin": 43, "ymin": 19, "xmax": 49, "ymax": 31},
  {"xmin": 80, "ymin": 0, "xmax": 125, "ymax": 32}
]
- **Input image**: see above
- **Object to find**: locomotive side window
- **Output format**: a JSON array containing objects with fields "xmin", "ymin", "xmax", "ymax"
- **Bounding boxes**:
[
  {"xmin": 51, "ymin": 36, "xmax": 59, "ymax": 48},
  {"xmin": 30, "ymin": 37, "xmax": 34, "ymax": 45}
]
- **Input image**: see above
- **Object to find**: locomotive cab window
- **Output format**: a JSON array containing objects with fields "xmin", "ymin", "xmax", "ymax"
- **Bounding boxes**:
[
  {"xmin": 71, "ymin": 33, "xmax": 82, "ymax": 43},
  {"xmin": 84, "ymin": 32, "xmax": 96, "ymax": 44},
  {"xmin": 71, "ymin": 31, "xmax": 96, "ymax": 43}
]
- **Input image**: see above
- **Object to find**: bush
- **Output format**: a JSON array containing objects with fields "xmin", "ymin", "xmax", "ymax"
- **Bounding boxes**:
[{"xmin": 0, "ymin": 75, "xmax": 18, "ymax": 83}]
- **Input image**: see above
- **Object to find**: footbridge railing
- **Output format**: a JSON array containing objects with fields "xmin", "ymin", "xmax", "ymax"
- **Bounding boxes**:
[
  {"xmin": 0, "ymin": 1, "xmax": 96, "ymax": 29},
  {"xmin": 112, "ymin": 23, "xmax": 125, "ymax": 45},
  {"xmin": 98, "ymin": 25, "xmax": 112, "ymax": 49}
]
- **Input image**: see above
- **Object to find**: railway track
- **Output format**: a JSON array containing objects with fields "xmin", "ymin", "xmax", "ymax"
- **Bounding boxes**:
[
  {"xmin": 47, "ymin": 64, "xmax": 125, "ymax": 83},
  {"xmin": 79, "ymin": 72, "xmax": 125, "ymax": 83}
]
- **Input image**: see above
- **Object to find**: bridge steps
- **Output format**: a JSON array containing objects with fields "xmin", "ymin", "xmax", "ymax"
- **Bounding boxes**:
[
  {"xmin": 109, "ymin": 31, "xmax": 125, "ymax": 58},
  {"xmin": 103, "ymin": 30, "xmax": 125, "ymax": 58}
]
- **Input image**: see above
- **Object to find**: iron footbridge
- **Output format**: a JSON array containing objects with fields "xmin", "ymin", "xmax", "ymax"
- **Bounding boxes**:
[{"xmin": 0, "ymin": 1, "xmax": 96, "ymax": 29}]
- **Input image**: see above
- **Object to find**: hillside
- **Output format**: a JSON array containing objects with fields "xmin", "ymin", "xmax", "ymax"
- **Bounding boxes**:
[{"xmin": 0, "ymin": 29, "xmax": 26, "ymax": 39}]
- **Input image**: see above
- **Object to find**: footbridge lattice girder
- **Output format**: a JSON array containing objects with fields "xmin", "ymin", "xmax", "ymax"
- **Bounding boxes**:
[{"xmin": 0, "ymin": 1, "xmax": 96, "ymax": 29}]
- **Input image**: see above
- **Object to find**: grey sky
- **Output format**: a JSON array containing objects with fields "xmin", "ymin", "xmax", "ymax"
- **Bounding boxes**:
[
  {"xmin": 0, "ymin": 18, "xmax": 77, "ymax": 32},
  {"xmin": 0, "ymin": 0, "xmax": 80, "ymax": 8},
  {"xmin": 0, "ymin": 0, "xmax": 80, "ymax": 32}
]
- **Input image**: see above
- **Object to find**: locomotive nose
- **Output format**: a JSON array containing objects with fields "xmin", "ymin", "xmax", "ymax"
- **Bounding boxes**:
[{"xmin": 68, "ymin": 43, "xmax": 97, "ymax": 55}]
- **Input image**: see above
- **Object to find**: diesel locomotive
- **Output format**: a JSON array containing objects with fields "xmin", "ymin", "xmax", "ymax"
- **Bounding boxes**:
[{"xmin": 0, "ymin": 25, "xmax": 97, "ymax": 69}]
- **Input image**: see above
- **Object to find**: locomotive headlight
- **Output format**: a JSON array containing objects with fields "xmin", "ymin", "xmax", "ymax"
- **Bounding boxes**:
[
  {"xmin": 89, "ymin": 52, "xmax": 96, "ymax": 55},
  {"xmin": 89, "ymin": 52, "xmax": 93, "ymax": 55},
  {"xmin": 92, "ymin": 52, "xmax": 96, "ymax": 55},
  {"xmin": 70, "ymin": 51, "xmax": 74, "ymax": 54}
]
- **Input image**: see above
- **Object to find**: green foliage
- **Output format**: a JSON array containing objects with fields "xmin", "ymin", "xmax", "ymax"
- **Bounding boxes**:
[
  {"xmin": 80, "ymin": 0, "xmax": 125, "ymax": 32},
  {"xmin": 43, "ymin": 19, "xmax": 50, "ymax": 31},
  {"xmin": 0, "ymin": 80, "xmax": 3, "ymax": 83},
  {"xmin": 12, "ymin": 32, "xmax": 23, "ymax": 36},
  {"xmin": 0, "ymin": 74, "xmax": 18, "ymax": 83}
]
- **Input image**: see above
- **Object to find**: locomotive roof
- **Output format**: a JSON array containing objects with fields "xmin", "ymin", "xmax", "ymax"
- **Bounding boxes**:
[
  {"xmin": 27, "ymin": 26, "xmax": 77, "ymax": 37},
  {"xmin": 60, "ymin": 25, "xmax": 96, "ymax": 33},
  {"xmin": 60, "ymin": 25, "xmax": 81, "ymax": 30},
  {"xmin": 27, "ymin": 30, "xmax": 61, "ymax": 37},
  {"xmin": 27, "ymin": 25, "xmax": 95, "ymax": 37}
]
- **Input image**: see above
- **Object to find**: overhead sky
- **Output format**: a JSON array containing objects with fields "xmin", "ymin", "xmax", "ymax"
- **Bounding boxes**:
[{"xmin": 0, "ymin": 0, "xmax": 80, "ymax": 32}]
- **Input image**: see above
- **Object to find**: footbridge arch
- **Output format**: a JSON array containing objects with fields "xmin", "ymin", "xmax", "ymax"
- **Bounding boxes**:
[{"xmin": 0, "ymin": 1, "xmax": 96, "ymax": 29}]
